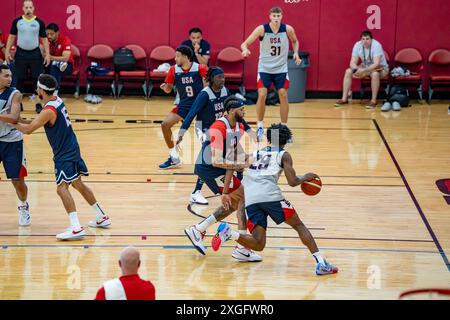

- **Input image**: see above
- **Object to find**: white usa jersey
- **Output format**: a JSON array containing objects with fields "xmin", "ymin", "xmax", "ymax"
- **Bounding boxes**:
[
  {"xmin": 0, "ymin": 87, "xmax": 22, "ymax": 143},
  {"xmin": 258, "ymin": 23, "xmax": 289, "ymax": 74},
  {"xmin": 243, "ymin": 146, "xmax": 286, "ymax": 206}
]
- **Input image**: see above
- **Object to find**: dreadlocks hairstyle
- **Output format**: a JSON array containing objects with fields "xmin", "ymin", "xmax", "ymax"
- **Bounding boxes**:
[
  {"xmin": 267, "ymin": 123, "xmax": 292, "ymax": 146},
  {"xmin": 223, "ymin": 95, "xmax": 243, "ymax": 112},
  {"xmin": 206, "ymin": 66, "xmax": 224, "ymax": 83}
]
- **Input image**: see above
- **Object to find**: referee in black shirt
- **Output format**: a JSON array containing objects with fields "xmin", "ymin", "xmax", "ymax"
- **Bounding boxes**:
[{"xmin": 5, "ymin": 0, "xmax": 50, "ymax": 111}]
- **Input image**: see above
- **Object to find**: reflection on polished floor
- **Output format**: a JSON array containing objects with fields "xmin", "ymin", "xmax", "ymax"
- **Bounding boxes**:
[{"xmin": 1, "ymin": 96, "xmax": 449, "ymax": 299}]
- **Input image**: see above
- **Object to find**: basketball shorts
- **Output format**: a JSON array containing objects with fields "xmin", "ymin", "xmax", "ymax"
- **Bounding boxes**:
[
  {"xmin": 0, "ymin": 140, "xmax": 27, "ymax": 179},
  {"xmin": 246, "ymin": 199, "xmax": 297, "ymax": 233},
  {"xmin": 194, "ymin": 164, "xmax": 241, "ymax": 195},
  {"xmin": 54, "ymin": 158, "xmax": 89, "ymax": 185},
  {"xmin": 257, "ymin": 72, "xmax": 290, "ymax": 90},
  {"xmin": 171, "ymin": 106, "xmax": 190, "ymax": 119}
]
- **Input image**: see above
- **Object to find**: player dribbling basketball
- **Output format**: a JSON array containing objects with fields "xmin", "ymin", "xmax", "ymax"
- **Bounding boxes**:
[{"xmin": 212, "ymin": 124, "xmax": 338, "ymax": 275}]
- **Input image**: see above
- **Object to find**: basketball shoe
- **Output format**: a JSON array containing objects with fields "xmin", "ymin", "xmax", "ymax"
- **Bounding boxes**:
[
  {"xmin": 56, "ymin": 227, "xmax": 86, "ymax": 241},
  {"xmin": 232, "ymin": 245, "xmax": 263, "ymax": 262},
  {"xmin": 18, "ymin": 202, "xmax": 31, "ymax": 227},
  {"xmin": 190, "ymin": 190, "xmax": 208, "ymax": 205},
  {"xmin": 211, "ymin": 222, "xmax": 232, "ymax": 251},
  {"xmin": 159, "ymin": 156, "xmax": 181, "ymax": 169},
  {"xmin": 88, "ymin": 215, "xmax": 112, "ymax": 228},
  {"xmin": 184, "ymin": 225, "xmax": 206, "ymax": 255},
  {"xmin": 315, "ymin": 260, "xmax": 339, "ymax": 276}
]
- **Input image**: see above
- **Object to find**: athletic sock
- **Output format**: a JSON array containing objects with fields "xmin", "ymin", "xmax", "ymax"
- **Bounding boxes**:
[
  {"xmin": 195, "ymin": 215, "xmax": 217, "ymax": 233},
  {"xmin": 18, "ymin": 200, "xmax": 28, "ymax": 207},
  {"xmin": 69, "ymin": 212, "xmax": 82, "ymax": 230},
  {"xmin": 230, "ymin": 230, "xmax": 240, "ymax": 241},
  {"xmin": 91, "ymin": 202, "xmax": 106, "ymax": 220},
  {"xmin": 257, "ymin": 121, "xmax": 264, "ymax": 129},
  {"xmin": 281, "ymin": 122, "xmax": 287, "ymax": 126},
  {"xmin": 193, "ymin": 178, "xmax": 204, "ymax": 193},
  {"xmin": 169, "ymin": 148, "xmax": 179, "ymax": 159},
  {"xmin": 313, "ymin": 251, "xmax": 326, "ymax": 265}
]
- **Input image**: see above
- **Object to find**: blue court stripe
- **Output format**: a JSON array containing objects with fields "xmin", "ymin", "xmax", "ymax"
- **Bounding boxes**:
[{"xmin": 0, "ymin": 244, "xmax": 441, "ymax": 255}]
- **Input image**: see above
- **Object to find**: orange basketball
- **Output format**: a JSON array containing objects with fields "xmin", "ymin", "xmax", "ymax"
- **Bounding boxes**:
[{"xmin": 301, "ymin": 178, "xmax": 322, "ymax": 196}]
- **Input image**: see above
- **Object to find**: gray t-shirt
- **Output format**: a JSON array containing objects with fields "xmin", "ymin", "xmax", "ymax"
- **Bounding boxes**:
[
  {"xmin": 352, "ymin": 39, "xmax": 388, "ymax": 68},
  {"xmin": 10, "ymin": 16, "xmax": 46, "ymax": 51}
]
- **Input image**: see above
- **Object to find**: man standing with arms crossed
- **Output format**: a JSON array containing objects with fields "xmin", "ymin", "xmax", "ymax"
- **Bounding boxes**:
[{"xmin": 241, "ymin": 6, "xmax": 302, "ymax": 142}]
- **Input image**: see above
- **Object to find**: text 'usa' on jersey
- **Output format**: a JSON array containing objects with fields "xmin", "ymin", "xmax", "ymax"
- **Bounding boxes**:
[
  {"xmin": 166, "ymin": 63, "xmax": 208, "ymax": 110},
  {"xmin": 258, "ymin": 23, "xmax": 289, "ymax": 74},
  {"xmin": 43, "ymin": 97, "xmax": 81, "ymax": 162}
]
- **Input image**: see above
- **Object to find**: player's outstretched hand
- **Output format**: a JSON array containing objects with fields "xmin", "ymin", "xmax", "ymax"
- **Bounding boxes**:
[
  {"xmin": 221, "ymin": 194, "xmax": 232, "ymax": 211},
  {"xmin": 160, "ymin": 83, "xmax": 171, "ymax": 93}
]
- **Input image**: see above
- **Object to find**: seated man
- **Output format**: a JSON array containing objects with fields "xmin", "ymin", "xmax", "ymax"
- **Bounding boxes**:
[
  {"xmin": 0, "ymin": 29, "xmax": 16, "ymax": 87},
  {"xmin": 181, "ymin": 27, "xmax": 211, "ymax": 65},
  {"xmin": 335, "ymin": 30, "xmax": 389, "ymax": 109},
  {"xmin": 45, "ymin": 23, "xmax": 74, "ymax": 93}
]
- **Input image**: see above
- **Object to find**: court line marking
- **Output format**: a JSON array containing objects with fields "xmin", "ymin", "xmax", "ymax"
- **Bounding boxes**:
[
  {"xmin": 0, "ymin": 180, "xmax": 405, "ymax": 187},
  {"xmin": 373, "ymin": 119, "xmax": 450, "ymax": 272},
  {"xmin": 0, "ymin": 244, "xmax": 440, "ymax": 255},
  {"xmin": 0, "ymin": 234, "xmax": 433, "ymax": 243}
]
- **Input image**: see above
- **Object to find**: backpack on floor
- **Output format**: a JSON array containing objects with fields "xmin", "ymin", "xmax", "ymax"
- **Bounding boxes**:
[{"xmin": 387, "ymin": 85, "xmax": 410, "ymax": 107}]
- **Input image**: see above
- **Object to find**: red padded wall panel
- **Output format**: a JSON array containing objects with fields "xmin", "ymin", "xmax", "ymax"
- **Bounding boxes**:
[
  {"xmin": 1, "ymin": 0, "xmax": 16, "ymax": 37},
  {"xmin": 243, "ymin": 0, "xmax": 321, "ymax": 91},
  {"xmin": 318, "ymin": 0, "xmax": 397, "ymax": 91},
  {"xmin": 169, "ymin": 0, "xmax": 245, "ymax": 56},
  {"xmin": 93, "ymin": 0, "xmax": 170, "ymax": 52}
]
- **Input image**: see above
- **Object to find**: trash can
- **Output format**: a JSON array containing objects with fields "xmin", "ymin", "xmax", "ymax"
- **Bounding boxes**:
[{"xmin": 287, "ymin": 50, "xmax": 310, "ymax": 103}]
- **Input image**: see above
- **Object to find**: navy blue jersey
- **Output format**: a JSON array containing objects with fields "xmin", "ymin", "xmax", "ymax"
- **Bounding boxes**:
[
  {"xmin": 180, "ymin": 86, "xmax": 251, "ymax": 133},
  {"xmin": 165, "ymin": 62, "xmax": 208, "ymax": 112},
  {"xmin": 43, "ymin": 97, "xmax": 81, "ymax": 162},
  {"xmin": 181, "ymin": 39, "xmax": 211, "ymax": 64}
]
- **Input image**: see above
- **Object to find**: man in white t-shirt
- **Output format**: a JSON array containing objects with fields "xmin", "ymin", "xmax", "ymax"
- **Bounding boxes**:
[{"xmin": 335, "ymin": 31, "xmax": 389, "ymax": 109}]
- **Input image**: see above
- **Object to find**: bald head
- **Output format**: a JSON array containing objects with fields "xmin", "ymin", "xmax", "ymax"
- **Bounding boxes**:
[{"xmin": 119, "ymin": 246, "xmax": 141, "ymax": 275}]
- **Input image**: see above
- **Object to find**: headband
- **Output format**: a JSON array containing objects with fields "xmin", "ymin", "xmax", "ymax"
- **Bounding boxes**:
[
  {"xmin": 226, "ymin": 99, "xmax": 244, "ymax": 111},
  {"xmin": 210, "ymin": 68, "xmax": 224, "ymax": 78},
  {"xmin": 37, "ymin": 81, "xmax": 56, "ymax": 91}
]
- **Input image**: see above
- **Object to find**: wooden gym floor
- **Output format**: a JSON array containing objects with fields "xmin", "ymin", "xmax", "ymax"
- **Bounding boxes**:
[{"xmin": 0, "ymin": 95, "xmax": 449, "ymax": 300}]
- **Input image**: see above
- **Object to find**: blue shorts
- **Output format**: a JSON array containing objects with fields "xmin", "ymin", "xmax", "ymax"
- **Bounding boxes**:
[
  {"xmin": 194, "ymin": 164, "xmax": 241, "ymax": 195},
  {"xmin": 0, "ymin": 140, "xmax": 27, "ymax": 179},
  {"xmin": 257, "ymin": 72, "xmax": 290, "ymax": 90},
  {"xmin": 171, "ymin": 106, "xmax": 190, "ymax": 119},
  {"xmin": 55, "ymin": 159, "xmax": 89, "ymax": 185},
  {"xmin": 246, "ymin": 199, "xmax": 297, "ymax": 233}
]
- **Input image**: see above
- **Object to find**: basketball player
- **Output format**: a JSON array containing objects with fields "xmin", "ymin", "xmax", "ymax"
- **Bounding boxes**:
[
  {"xmin": 10, "ymin": 74, "xmax": 111, "ymax": 240},
  {"xmin": 159, "ymin": 45, "xmax": 208, "ymax": 169},
  {"xmin": 0, "ymin": 64, "xmax": 30, "ymax": 226},
  {"xmin": 212, "ymin": 124, "xmax": 338, "ymax": 275},
  {"xmin": 241, "ymin": 6, "xmax": 302, "ymax": 142},
  {"xmin": 184, "ymin": 96, "xmax": 262, "ymax": 262},
  {"xmin": 176, "ymin": 67, "xmax": 253, "ymax": 205}
]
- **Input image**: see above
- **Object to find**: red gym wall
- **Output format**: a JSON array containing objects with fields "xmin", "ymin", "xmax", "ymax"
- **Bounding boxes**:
[{"xmin": 1, "ymin": 0, "xmax": 449, "ymax": 92}]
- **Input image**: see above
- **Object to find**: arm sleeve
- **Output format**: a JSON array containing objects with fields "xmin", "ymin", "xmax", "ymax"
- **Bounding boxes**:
[
  {"xmin": 10, "ymin": 18, "xmax": 19, "ymax": 35},
  {"xmin": 38, "ymin": 19, "xmax": 47, "ymax": 38},
  {"xmin": 95, "ymin": 287, "xmax": 106, "ymax": 300},
  {"xmin": 164, "ymin": 66, "xmax": 175, "ymax": 84},
  {"xmin": 180, "ymin": 92, "xmax": 207, "ymax": 131},
  {"xmin": 199, "ymin": 64, "xmax": 209, "ymax": 78}
]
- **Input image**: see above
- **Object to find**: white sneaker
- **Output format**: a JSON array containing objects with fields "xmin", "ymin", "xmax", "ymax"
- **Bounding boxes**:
[
  {"xmin": 232, "ymin": 246, "xmax": 263, "ymax": 262},
  {"xmin": 88, "ymin": 215, "xmax": 112, "ymax": 228},
  {"xmin": 56, "ymin": 227, "xmax": 86, "ymax": 241},
  {"xmin": 184, "ymin": 225, "xmax": 206, "ymax": 255},
  {"xmin": 190, "ymin": 191, "xmax": 208, "ymax": 205},
  {"xmin": 18, "ymin": 202, "xmax": 31, "ymax": 226}
]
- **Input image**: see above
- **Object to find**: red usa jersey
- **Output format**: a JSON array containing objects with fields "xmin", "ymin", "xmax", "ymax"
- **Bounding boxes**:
[{"xmin": 50, "ymin": 34, "xmax": 74, "ymax": 65}]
